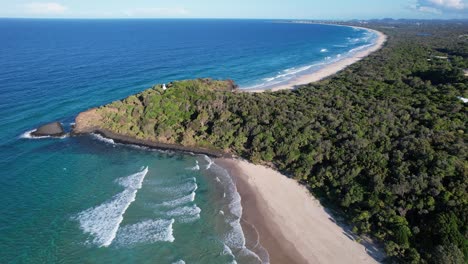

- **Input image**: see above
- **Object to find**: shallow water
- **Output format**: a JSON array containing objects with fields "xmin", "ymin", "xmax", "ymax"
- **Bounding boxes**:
[{"xmin": 0, "ymin": 19, "xmax": 374, "ymax": 263}]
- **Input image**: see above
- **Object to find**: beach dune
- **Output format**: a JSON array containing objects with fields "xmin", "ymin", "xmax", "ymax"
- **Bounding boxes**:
[{"xmin": 217, "ymin": 159, "xmax": 384, "ymax": 264}]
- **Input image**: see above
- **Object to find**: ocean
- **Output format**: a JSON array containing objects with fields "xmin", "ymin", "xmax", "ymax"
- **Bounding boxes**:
[{"xmin": 0, "ymin": 19, "xmax": 376, "ymax": 263}]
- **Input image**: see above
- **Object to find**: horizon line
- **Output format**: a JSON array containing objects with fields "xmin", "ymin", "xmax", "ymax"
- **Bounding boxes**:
[{"xmin": 0, "ymin": 17, "xmax": 467, "ymax": 21}]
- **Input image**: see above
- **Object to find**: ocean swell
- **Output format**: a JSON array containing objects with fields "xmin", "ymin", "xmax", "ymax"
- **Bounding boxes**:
[{"xmin": 75, "ymin": 167, "xmax": 148, "ymax": 247}]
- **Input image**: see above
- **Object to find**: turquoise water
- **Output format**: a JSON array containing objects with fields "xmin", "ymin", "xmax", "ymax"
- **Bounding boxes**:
[
  {"xmin": 1, "ymin": 136, "xmax": 256, "ymax": 263},
  {"xmin": 0, "ymin": 19, "xmax": 375, "ymax": 263}
]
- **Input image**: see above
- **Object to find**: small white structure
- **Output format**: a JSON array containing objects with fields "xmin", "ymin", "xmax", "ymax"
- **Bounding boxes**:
[{"xmin": 162, "ymin": 84, "xmax": 167, "ymax": 90}]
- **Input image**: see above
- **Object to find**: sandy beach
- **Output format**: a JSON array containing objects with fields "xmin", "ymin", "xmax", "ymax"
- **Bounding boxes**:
[
  {"xmin": 247, "ymin": 27, "xmax": 387, "ymax": 92},
  {"xmin": 216, "ymin": 158, "xmax": 384, "ymax": 264}
]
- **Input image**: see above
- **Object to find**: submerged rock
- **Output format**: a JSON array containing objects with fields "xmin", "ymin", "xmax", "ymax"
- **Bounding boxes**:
[{"xmin": 31, "ymin": 122, "xmax": 65, "ymax": 137}]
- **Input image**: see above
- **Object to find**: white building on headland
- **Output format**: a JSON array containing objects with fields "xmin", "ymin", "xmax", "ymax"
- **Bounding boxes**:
[
  {"xmin": 162, "ymin": 84, "xmax": 167, "ymax": 90},
  {"xmin": 458, "ymin": 96, "xmax": 468, "ymax": 103}
]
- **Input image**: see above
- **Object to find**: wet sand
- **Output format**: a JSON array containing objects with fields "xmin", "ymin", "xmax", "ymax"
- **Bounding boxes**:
[{"xmin": 216, "ymin": 158, "xmax": 383, "ymax": 264}]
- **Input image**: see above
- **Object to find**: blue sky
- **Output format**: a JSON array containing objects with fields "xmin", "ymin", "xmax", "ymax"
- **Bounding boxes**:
[{"xmin": 0, "ymin": 0, "xmax": 466, "ymax": 19}]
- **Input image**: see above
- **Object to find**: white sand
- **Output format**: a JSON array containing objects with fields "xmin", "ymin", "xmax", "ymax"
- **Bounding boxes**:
[
  {"xmin": 247, "ymin": 27, "xmax": 387, "ymax": 93},
  {"xmin": 218, "ymin": 158, "xmax": 383, "ymax": 264}
]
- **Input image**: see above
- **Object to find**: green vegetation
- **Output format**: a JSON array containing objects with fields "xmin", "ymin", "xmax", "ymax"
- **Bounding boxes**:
[{"xmin": 93, "ymin": 22, "xmax": 467, "ymax": 263}]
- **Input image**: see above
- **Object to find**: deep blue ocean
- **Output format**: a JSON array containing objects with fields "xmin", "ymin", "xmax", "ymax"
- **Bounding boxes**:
[{"xmin": 0, "ymin": 19, "xmax": 375, "ymax": 263}]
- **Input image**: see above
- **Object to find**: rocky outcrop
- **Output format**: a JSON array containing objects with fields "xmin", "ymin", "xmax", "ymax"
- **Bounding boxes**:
[
  {"xmin": 31, "ymin": 122, "xmax": 65, "ymax": 137},
  {"xmin": 72, "ymin": 107, "xmax": 230, "ymax": 157},
  {"xmin": 72, "ymin": 108, "xmax": 103, "ymax": 134}
]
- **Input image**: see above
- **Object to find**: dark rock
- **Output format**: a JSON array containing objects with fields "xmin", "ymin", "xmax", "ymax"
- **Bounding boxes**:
[{"xmin": 31, "ymin": 122, "xmax": 65, "ymax": 137}]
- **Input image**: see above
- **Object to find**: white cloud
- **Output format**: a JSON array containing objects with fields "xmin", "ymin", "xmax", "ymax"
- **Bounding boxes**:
[
  {"xmin": 425, "ymin": 0, "xmax": 465, "ymax": 9},
  {"xmin": 124, "ymin": 7, "xmax": 189, "ymax": 17},
  {"xmin": 417, "ymin": 5, "xmax": 443, "ymax": 13},
  {"xmin": 414, "ymin": 0, "xmax": 467, "ymax": 14},
  {"xmin": 23, "ymin": 2, "xmax": 67, "ymax": 14}
]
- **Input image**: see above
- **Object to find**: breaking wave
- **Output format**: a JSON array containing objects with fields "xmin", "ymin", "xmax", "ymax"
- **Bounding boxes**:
[
  {"xmin": 91, "ymin": 133, "xmax": 115, "ymax": 145},
  {"xmin": 74, "ymin": 167, "xmax": 148, "ymax": 247},
  {"xmin": 159, "ymin": 192, "xmax": 196, "ymax": 207},
  {"xmin": 20, "ymin": 129, "xmax": 68, "ymax": 139},
  {"xmin": 186, "ymin": 160, "xmax": 200, "ymax": 171},
  {"xmin": 209, "ymin": 163, "xmax": 266, "ymax": 263},
  {"xmin": 203, "ymin": 155, "xmax": 214, "ymax": 170},
  {"xmin": 242, "ymin": 29, "xmax": 377, "ymax": 91},
  {"xmin": 114, "ymin": 219, "xmax": 175, "ymax": 246},
  {"xmin": 157, "ymin": 182, "xmax": 198, "ymax": 196},
  {"xmin": 166, "ymin": 204, "xmax": 201, "ymax": 218}
]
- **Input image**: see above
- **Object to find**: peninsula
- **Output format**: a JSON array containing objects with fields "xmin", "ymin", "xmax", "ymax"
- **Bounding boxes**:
[{"xmin": 72, "ymin": 22, "xmax": 467, "ymax": 264}]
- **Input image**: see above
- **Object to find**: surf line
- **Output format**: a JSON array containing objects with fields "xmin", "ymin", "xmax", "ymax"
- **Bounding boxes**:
[{"xmin": 75, "ymin": 167, "xmax": 149, "ymax": 247}]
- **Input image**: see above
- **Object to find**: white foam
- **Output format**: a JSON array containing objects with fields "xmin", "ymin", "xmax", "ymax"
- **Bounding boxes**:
[
  {"xmin": 20, "ymin": 129, "xmax": 68, "ymax": 139},
  {"xmin": 147, "ymin": 176, "xmax": 196, "ymax": 187},
  {"xmin": 262, "ymin": 77, "xmax": 276, "ymax": 82},
  {"xmin": 187, "ymin": 160, "xmax": 200, "ymax": 171},
  {"xmin": 203, "ymin": 155, "xmax": 214, "ymax": 170},
  {"xmin": 222, "ymin": 244, "xmax": 238, "ymax": 264},
  {"xmin": 210, "ymin": 163, "xmax": 264, "ymax": 263},
  {"xmin": 222, "ymin": 244, "xmax": 235, "ymax": 257},
  {"xmin": 114, "ymin": 219, "xmax": 175, "ymax": 246},
  {"xmin": 166, "ymin": 204, "xmax": 201, "ymax": 218},
  {"xmin": 75, "ymin": 167, "xmax": 148, "ymax": 247},
  {"xmin": 348, "ymin": 43, "xmax": 374, "ymax": 54},
  {"xmin": 20, "ymin": 129, "xmax": 41, "ymax": 139},
  {"xmin": 178, "ymin": 214, "xmax": 201, "ymax": 224},
  {"xmin": 157, "ymin": 181, "xmax": 198, "ymax": 194},
  {"xmin": 243, "ymin": 61, "xmax": 329, "ymax": 90},
  {"xmin": 91, "ymin": 133, "xmax": 115, "ymax": 145},
  {"xmin": 172, "ymin": 260, "xmax": 186, "ymax": 264},
  {"xmin": 115, "ymin": 167, "xmax": 149, "ymax": 189},
  {"xmin": 160, "ymin": 192, "xmax": 196, "ymax": 207},
  {"xmin": 320, "ymin": 48, "xmax": 328, "ymax": 53}
]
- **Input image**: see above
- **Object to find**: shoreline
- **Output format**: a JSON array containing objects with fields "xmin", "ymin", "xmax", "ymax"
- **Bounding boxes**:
[
  {"xmin": 246, "ymin": 27, "xmax": 387, "ymax": 92},
  {"xmin": 74, "ymin": 128, "xmax": 231, "ymax": 158},
  {"xmin": 216, "ymin": 158, "xmax": 384, "ymax": 264}
]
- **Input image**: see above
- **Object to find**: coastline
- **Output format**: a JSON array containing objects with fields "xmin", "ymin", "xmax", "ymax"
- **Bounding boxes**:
[
  {"xmin": 246, "ymin": 27, "xmax": 387, "ymax": 92},
  {"xmin": 216, "ymin": 158, "xmax": 384, "ymax": 264},
  {"xmin": 65, "ymin": 25, "xmax": 390, "ymax": 263},
  {"xmin": 77, "ymin": 128, "xmax": 230, "ymax": 158}
]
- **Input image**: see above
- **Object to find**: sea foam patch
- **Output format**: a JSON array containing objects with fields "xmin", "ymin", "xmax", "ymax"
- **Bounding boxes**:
[
  {"xmin": 20, "ymin": 129, "xmax": 68, "ymax": 139},
  {"xmin": 156, "ymin": 180, "xmax": 198, "ymax": 195},
  {"xmin": 75, "ymin": 167, "xmax": 148, "ymax": 247},
  {"xmin": 114, "ymin": 219, "xmax": 175, "ymax": 246},
  {"xmin": 186, "ymin": 160, "xmax": 200, "ymax": 171},
  {"xmin": 166, "ymin": 204, "xmax": 201, "ymax": 218},
  {"xmin": 91, "ymin": 133, "xmax": 115, "ymax": 145},
  {"xmin": 203, "ymin": 155, "xmax": 214, "ymax": 170},
  {"xmin": 160, "ymin": 192, "xmax": 196, "ymax": 207},
  {"xmin": 209, "ymin": 163, "xmax": 265, "ymax": 263}
]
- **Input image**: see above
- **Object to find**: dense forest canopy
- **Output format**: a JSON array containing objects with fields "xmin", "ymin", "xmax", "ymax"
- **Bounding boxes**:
[{"xmin": 82, "ymin": 21, "xmax": 467, "ymax": 263}]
